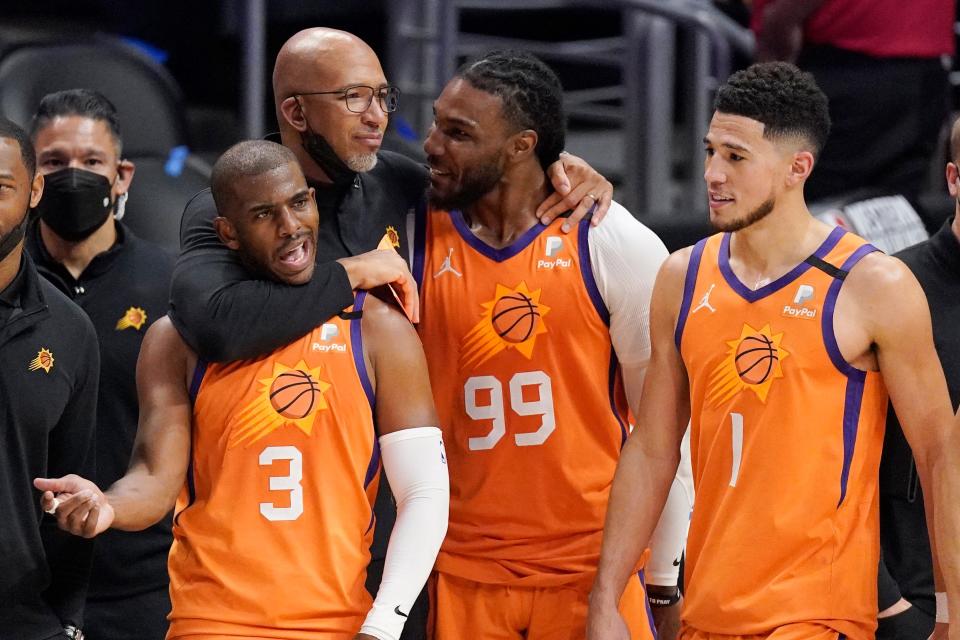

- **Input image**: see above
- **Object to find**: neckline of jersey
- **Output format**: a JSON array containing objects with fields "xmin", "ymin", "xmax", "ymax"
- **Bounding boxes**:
[
  {"xmin": 449, "ymin": 209, "xmax": 550, "ymax": 263},
  {"xmin": 718, "ymin": 225, "xmax": 847, "ymax": 303}
]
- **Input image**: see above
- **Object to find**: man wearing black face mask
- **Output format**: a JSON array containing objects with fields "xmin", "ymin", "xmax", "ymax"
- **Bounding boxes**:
[
  {"xmin": 24, "ymin": 89, "xmax": 175, "ymax": 640},
  {"xmin": 0, "ymin": 117, "xmax": 100, "ymax": 640}
]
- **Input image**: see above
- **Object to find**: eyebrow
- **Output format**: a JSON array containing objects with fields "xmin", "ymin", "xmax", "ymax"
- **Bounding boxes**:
[
  {"xmin": 703, "ymin": 136, "xmax": 750, "ymax": 153},
  {"xmin": 0, "ymin": 172, "xmax": 15, "ymax": 181}
]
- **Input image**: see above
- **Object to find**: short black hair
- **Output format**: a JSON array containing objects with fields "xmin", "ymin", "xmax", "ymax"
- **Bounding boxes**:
[
  {"xmin": 30, "ymin": 89, "xmax": 123, "ymax": 155},
  {"xmin": 714, "ymin": 62, "xmax": 831, "ymax": 156},
  {"xmin": 211, "ymin": 140, "xmax": 300, "ymax": 216},
  {"xmin": 457, "ymin": 50, "xmax": 565, "ymax": 170},
  {"xmin": 0, "ymin": 117, "xmax": 36, "ymax": 178}
]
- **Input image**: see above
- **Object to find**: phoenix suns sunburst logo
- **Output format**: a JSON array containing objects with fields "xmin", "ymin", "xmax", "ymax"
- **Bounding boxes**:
[
  {"xmin": 227, "ymin": 360, "xmax": 331, "ymax": 448},
  {"xmin": 459, "ymin": 281, "xmax": 550, "ymax": 370},
  {"xmin": 28, "ymin": 348, "xmax": 54, "ymax": 373},
  {"xmin": 707, "ymin": 323, "xmax": 790, "ymax": 406},
  {"xmin": 384, "ymin": 225, "xmax": 400, "ymax": 248},
  {"xmin": 116, "ymin": 306, "xmax": 147, "ymax": 331}
]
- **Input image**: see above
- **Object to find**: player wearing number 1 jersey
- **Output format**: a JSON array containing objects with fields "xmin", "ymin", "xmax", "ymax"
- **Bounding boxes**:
[
  {"xmin": 35, "ymin": 141, "xmax": 449, "ymax": 640},
  {"xmin": 415, "ymin": 51, "xmax": 692, "ymax": 639},
  {"xmin": 588, "ymin": 63, "xmax": 959, "ymax": 640}
]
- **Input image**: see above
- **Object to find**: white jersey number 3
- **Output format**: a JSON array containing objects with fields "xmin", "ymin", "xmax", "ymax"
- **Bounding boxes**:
[
  {"xmin": 259, "ymin": 445, "xmax": 304, "ymax": 521},
  {"xmin": 465, "ymin": 371, "xmax": 555, "ymax": 450}
]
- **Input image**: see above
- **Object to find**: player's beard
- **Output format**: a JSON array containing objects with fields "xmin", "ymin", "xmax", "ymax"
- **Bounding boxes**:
[
  {"xmin": 428, "ymin": 154, "xmax": 503, "ymax": 211},
  {"xmin": 711, "ymin": 192, "xmax": 776, "ymax": 232}
]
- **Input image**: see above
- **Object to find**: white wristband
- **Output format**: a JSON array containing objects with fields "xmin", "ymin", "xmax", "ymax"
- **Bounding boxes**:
[{"xmin": 936, "ymin": 591, "xmax": 949, "ymax": 624}]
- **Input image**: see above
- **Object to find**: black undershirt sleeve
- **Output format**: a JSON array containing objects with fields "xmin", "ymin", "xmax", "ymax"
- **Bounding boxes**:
[
  {"xmin": 41, "ymin": 324, "xmax": 100, "ymax": 627},
  {"xmin": 169, "ymin": 190, "xmax": 354, "ymax": 362}
]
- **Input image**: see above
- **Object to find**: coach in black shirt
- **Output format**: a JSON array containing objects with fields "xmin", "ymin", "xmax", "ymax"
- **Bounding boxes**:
[
  {"xmin": 24, "ymin": 90, "xmax": 174, "ymax": 640},
  {"xmin": 0, "ymin": 119, "xmax": 99, "ymax": 640},
  {"xmin": 171, "ymin": 28, "xmax": 611, "ymax": 363},
  {"xmin": 877, "ymin": 120, "xmax": 960, "ymax": 638}
]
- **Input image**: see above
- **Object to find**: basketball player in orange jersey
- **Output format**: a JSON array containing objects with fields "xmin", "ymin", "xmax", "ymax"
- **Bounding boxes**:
[
  {"xmin": 413, "ymin": 50, "xmax": 694, "ymax": 639},
  {"xmin": 34, "ymin": 140, "xmax": 450, "ymax": 640},
  {"xmin": 586, "ymin": 62, "xmax": 960, "ymax": 640}
]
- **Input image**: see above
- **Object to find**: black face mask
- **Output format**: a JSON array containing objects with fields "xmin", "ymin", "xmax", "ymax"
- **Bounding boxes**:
[
  {"xmin": 0, "ymin": 206, "xmax": 34, "ymax": 262},
  {"xmin": 35, "ymin": 168, "xmax": 114, "ymax": 242},
  {"xmin": 301, "ymin": 126, "xmax": 359, "ymax": 188}
]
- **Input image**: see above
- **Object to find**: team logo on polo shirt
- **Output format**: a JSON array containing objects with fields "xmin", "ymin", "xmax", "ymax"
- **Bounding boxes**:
[
  {"xmin": 28, "ymin": 348, "xmax": 54, "ymax": 373},
  {"xmin": 116, "ymin": 307, "xmax": 147, "ymax": 331},
  {"xmin": 385, "ymin": 225, "xmax": 401, "ymax": 248}
]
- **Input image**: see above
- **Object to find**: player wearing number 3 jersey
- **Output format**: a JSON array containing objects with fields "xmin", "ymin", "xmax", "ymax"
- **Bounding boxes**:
[
  {"xmin": 588, "ymin": 63, "xmax": 959, "ymax": 640},
  {"xmin": 34, "ymin": 141, "xmax": 449, "ymax": 640},
  {"xmin": 414, "ymin": 51, "xmax": 692, "ymax": 639}
]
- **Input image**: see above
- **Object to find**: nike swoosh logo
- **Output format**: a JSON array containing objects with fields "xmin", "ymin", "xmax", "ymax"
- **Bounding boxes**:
[
  {"xmin": 394, "ymin": 605, "xmax": 408, "ymax": 618},
  {"xmin": 672, "ymin": 558, "xmax": 681, "ymax": 566}
]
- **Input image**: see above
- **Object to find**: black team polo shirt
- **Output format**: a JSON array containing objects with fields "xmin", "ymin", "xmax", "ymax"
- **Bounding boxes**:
[
  {"xmin": 878, "ymin": 218, "xmax": 960, "ymax": 622},
  {"xmin": 0, "ymin": 251, "xmax": 99, "ymax": 639}
]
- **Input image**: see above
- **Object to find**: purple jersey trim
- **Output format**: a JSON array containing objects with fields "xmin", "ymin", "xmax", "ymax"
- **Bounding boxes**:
[
  {"xmin": 608, "ymin": 351, "xmax": 629, "ymax": 446},
  {"xmin": 818, "ymin": 242, "xmax": 879, "ymax": 506},
  {"xmin": 188, "ymin": 358, "xmax": 208, "ymax": 402},
  {"xmin": 450, "ymin": 209, "xmax": 549, "ymax": 262},
  {"xmin": 176, "ymin": 359, "xmax": 206, "ymax": 526},
  {"xmin": 578, "ymin": 218, "xmax": 611, "ymax": 326},
  {"xmin": 719, "ymin": 226, "xmax": 846, "ymax": 303},
  {"xmin": 350, "ymin": 290, "xmax": 376, "ymax": 411},
  {"xmin": 674, "ymin": 238, "xmax": 709, "ymax": 350},
  {"xmin": 838, "ymin": 374, "xmax": 866, "ymax": 506},
  {"xmin": 348, "ymin": 290, "xmax": 382, "ymax": 490},
  {"xmin": 412, "ymin": 199, "xmax": 428, "ymax": 288},
  {"xmin": 821, "ymin": 243, "xmax": 880, "ymax": 377}
]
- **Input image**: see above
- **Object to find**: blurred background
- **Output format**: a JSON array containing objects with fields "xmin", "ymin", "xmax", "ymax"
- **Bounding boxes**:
[{"xmin": 3, "ymin": 0, "xmax": 957, "ymax": 251}]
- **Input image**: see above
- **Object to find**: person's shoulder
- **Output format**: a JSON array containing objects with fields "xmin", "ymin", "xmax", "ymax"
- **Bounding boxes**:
[
  {"xmin": 37, "ymin": 275, "xmax": 97, "ymax": 342},
  {"xmin": 375, "ymin": 150, "xmax": 428, "ymax": 176},
  {"xmin": 591, "ymin": 201, "xmax": 668, "ymax": 252},
  {"xmin": 123, "ymin": 225, "xmax": 176, "ymax": 267},
  {"xmin": 370, "ymin": 150, "xmax": 429, "ymax": 198},
  {"xmin": 845, "ymin": 249, "xmax": 919, "ymax": 300},
  {"xmin": 361, "ymin": 289, "xmax": 410, "ymax": 329},
  {"xmin": 143, "ymin": 314, "xmax": 190, "ymax": 356}
]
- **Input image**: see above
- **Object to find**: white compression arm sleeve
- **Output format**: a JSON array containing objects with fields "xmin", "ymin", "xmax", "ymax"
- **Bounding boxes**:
[
  {"xmin": 646, "ymin": 427, "xmax": 694, "ymax": 585},
  {"xmin": 360, "ymin": 427, "xmax": 449, "ymax": 640}
]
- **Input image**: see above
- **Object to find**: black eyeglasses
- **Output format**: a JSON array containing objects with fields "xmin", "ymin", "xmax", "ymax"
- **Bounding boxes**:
[{"xmin": 295, "ymin": 85, "xmax": 401, "ymax": 113}]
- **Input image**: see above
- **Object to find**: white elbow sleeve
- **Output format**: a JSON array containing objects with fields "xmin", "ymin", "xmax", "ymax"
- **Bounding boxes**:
[
  {"xmin": 647, "ymin": 427, "xmax": 694, "ymax": 586},
  {"xmin": 359, "ymin": 427, "xmax": 449, "ymax": 640}
]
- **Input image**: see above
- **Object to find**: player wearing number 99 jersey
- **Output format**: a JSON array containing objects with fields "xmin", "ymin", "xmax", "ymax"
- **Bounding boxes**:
[
  {"xmin": 34, "ymin": 141, "xmax": 449, "ymax": 640},
  {"xmin": 414, "ymin": 51, "xmax": 691, "ymax": 640}
]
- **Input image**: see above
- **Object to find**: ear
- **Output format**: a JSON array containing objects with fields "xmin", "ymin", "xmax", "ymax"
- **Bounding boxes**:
[
  {"xmin": 280, "ymin": 96, "xmax": 308, "ymax": 133},
  {"xmin": 507, "ymin": 129, "xmax": 538, "ymax": 164},
  {"xmin": 213, "ymin": 216, "xmax": 241, "ymax": 250},
  {"xmin": 785, "ymin": 150, "xmax": 815, "ymax": 188},
  {"xmin": 115, "ymin": 159, "xmax": 136, "ymax": 198},
  {"xmin": 29, "ymin": 172, "xmax": 44, "ymax": 208},
  {"xmin": 946, "ymin": 162, "xmax": 959, "ymax": 198}
]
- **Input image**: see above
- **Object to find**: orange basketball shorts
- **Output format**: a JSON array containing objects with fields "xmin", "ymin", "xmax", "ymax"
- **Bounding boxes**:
[
  {"xmin": 429, "ymin": 571, "xmax": 655, "ymax": 640},
  {"xmin": 679, "ymin": 623, "xmax": 846, "ymax": 640}
]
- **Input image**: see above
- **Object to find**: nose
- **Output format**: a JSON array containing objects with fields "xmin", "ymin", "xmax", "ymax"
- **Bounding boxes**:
[
  {"xmin": 277, "ymin": 206, "xmax": 301, "ymax": 237},
  {"xmin": 423, "ymin": 123, "xmax": 441, "ymax": 158},
  {"xmin": 360, "ymin": 95, "xmax": 388, "ymax": 128},
  {"xmin": 703, "ymin": 155, "xmax": 726, "ymax": 187}
]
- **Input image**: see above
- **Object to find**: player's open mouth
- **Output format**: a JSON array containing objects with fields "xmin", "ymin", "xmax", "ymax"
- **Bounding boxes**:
[{"xmin": 278, "ymin": 238, "xmax": 312, "ymax": 269}]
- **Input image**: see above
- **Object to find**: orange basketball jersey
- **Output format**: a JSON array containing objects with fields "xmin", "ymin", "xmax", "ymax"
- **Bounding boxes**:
[
  {"xmin": 168, "ymin": 292, "xmax": 378, "ymax": 639},
  {"xmin": 414, "ymin": 209, "xmax": 631, "ymax": 590},
  {"xmin": 674, "ymin": 228, "xmax": 888, "ymax": 639}
]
